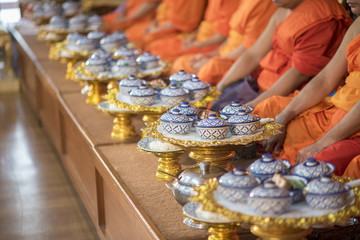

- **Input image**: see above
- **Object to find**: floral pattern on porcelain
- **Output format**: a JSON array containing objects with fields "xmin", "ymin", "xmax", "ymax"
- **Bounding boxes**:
[
  {"xmin": 220, "ymin": 101, "xmax": 254, "ymax": 119},
  {"xmin": 291, "ymin": 158, "xmax": 334, "ymax": 180},
  {"xmin": 100, "ymin": 35, "xmax": 123, "ymax": 52},
  {"xmin": 197, "ymin": 114, "xmax": 227, "ymax": 128},
  {"xmin": 118, "ymin": 75, "xmax": 144, "ymax": 95},
  {"xmin": 248, "ymin": 181, "xmax": 291, "ymax": 214},
  {"xmin": 129, "ymin": 84, "xmax": 157, "ymax": 105},
  {"xmin": 196, "ymin": 114, "xmax": 229, "ymax": 140},
  {"xmin": 247, "ymin": 154, "xmax": 290, "ymax": 178},
  {"xmin": 169, "ymin": 70, "xmax": 193, "ymax": 85},
  {"xmin": 170, "ymin": 101, "xmax": 198, "ymax": 119},
  {"xmin": 111, "ymin": 55, "xmax": 139, "ymax": 75},
  {"xmin": 111, "ymin": 31, "xmax": 128, "ymax": 41},
  {"xmin": 160, "ymin": 109, "xmax": 192, "ymax": 134},
  {"xmin": 87, "ymin": 15, "xmax": 102, "ymax": 25},
  {"xmin": 228, "ymin": 112, "xmax": 260, "ymax": 135},
  {"xmin": 160, "ymin": 109, "xmax": 191, "ymax": 123},
  {"xmin": 75, "ymin": 37, "xmax": 96, "ymax": 51},
  {"xmin": 90, "ymin": 49, "xmax": 111, "ymax": 60},
  {"xmin": 160, "ymin": 83, "xmax": 188, "ymax": 106},
  {"xmin": 85, "ymin": 55, "xmax": 107, "ymax": 73},
  {"xmin": 182, "ymin": 76, "xmax": 209, "ymax": 101},
  {"xmin": 48, "ymin": 16, "xmax": 67, "ymax": 29},
  {"xmin": 66, "ymin": 32, "xmax": 83, "ymax": 46},
  {"xmin": 113, "ymin": 47, "xmax": 139, "ymax": 58},
  {"xmin": 87, "ymin": 30, "xmax": 106, "ymax": 41},
  {"xmin": 136, "ymin": 51, "xmax": 160, "ymax": 70},
  {"xmin": 305, "ymin": 177, "xmax": 349, "ymax": 209}
]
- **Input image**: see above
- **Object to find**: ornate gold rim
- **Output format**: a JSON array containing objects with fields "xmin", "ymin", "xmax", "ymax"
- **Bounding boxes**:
[
  {"xmin": 141, "ymin": 120, "xmax": 282, "ymax": 147},
  {"xmin": 190, "ymin": 178, "xmax": 360, "ymax": 228}
]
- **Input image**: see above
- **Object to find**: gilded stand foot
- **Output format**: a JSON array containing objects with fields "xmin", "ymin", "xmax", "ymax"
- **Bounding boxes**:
[
  {"xmin": 142, "ymin": 113, "xmax": 163, "ymax": 138},
  {"xmin": 188, "ymin": 147, "xmax": 235, "ymax": 167},
  {"xmin": 153, "ymin": 151, "xmax": 184, "ymax": 181},
  {"xmin": 107, "ymin": 80, "xmax": 118, "ymax": 91},
  {"xmin": 111, "ymin": 113, "xmax": 139, "ymax": 142},
  {"xmin": 250, "ymin": 225, "xmax": 312, "ymax": 240},
  {"xmin": 85, "ymin": 81, "xmax": 108, "ymax": 105},
  {"xmin": 208, "ymin": 223, "xmax": 239, "ymax": 240}
]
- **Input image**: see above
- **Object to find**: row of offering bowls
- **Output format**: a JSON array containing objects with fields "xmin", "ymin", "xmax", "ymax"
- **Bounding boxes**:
[
  {"xmin": 43, "ymin": 14, "xmax": 103, "ymax": 32},
  {"xmin": 32, "ymin": 1, "xmax": 81, "ymax": 19}
]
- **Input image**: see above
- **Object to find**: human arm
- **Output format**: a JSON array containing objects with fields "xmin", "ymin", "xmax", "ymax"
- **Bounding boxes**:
[
  {"xmin": 220, "ymin": 45, "xmax": 246, "ymax": 59},
  {"xmin": 116, "ymin": 1, "xmax": 160, "ymax": 23},
  {"xmin": 183, "ymin": 33, "xmax": 226, "ymax": 50},
  {"xmin": 144, "ymin": 20, "xmax": 174, "ymax": 34}
]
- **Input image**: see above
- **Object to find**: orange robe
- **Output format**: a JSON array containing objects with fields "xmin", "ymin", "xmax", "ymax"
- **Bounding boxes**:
[
  {"xmin": 344, "ymin": 155, "xmax": 360, "ymax": 178},
  {"xmin": 102, "ymin": 0, "xmax": 159, "ymax": 33},
  {"xmin": 183, "ymin": 0, "xmax": 277, "ymax": 84},
  {"xmin": 127, "ymin": 0, "xmax": 206, "ymax": 49},
  {"xmin": 144, "ymin": 0, "xmax": 238, "ymax": 62},
  {"xmin": 253, "ymin": 33, "xmax": 360, "ymax": 175}
]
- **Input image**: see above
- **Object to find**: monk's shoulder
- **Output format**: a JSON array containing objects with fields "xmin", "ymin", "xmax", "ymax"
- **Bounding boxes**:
[{"xmin": 348, "ymin": 17, "xmax": 360, "ymax": 38}]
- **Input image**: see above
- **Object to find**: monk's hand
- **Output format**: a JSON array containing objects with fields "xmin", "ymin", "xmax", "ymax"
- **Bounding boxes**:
[
  {"xmin": 263, "ymin": 127, "xmax": 286, "ymax": 156},
  {"xmin": 294, "ymin": 141, "xmax": 328, "ymax": 164}
]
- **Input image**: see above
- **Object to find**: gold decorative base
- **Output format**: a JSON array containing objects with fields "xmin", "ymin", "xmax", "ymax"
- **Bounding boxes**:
[
  {"xmin": 187, "ymin": 146, "xmax": 237, "ymax": 167},
  {"xmin": 142, "ymin": 113, "xmax": 162, "ymax": 123},
  {"xmin": 250, "ymin": 225, "xmax": 312, "ymax": 240},
  {"xmin": 111, "ymin": 112, "xmax": 139, "ymax": 142},
  {"xmin": 85, "ymin": 81, "xmax": 108, "ymax": 105},
  {"xmin": 153, "ymin": 151, "xmax": 184, "ymax": 181},
  {"xmin": 208, "ymin": 224, "xmax": 239, "ymax": 240},
  {"xmin": 107, "ymin": 80, "xmax": 118, "ymax": 91}
]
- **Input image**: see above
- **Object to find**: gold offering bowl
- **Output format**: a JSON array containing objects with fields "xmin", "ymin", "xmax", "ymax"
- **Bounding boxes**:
[
  {"xmin": 189, "ymin": 178, "xmax": 360, "ymax": 240},
  {"xmin": 142, "ymin": 120, "xmax": 282, "ymax": 167}
]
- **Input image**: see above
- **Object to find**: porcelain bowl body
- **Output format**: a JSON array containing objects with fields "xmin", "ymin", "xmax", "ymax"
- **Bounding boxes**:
[
  {"xmin": 247, "ymin": 157, "xmax": 290, "ymax": 179},
  {"xmin": 160, "ymin": 95, "xmax": 188, "ymax": 106},
  {"xmin": 136, "ymin": 52, "xmax": 160, "ymax": 70},
  {"xmin": 305, "ymin": 191, "xmax": 348, "ymax": 209},
  {"xmin": 248, "ymin": 196, "xmax": 291, "ymax": 215},
  {"xmin": 160, "ymin": 121, "xmax": 192, "ymax": 134},
  {"xmin": 196, "ymin": 126, "xmax": 229, "ymax": 140},
  {"xmin": 291, "ymin": 159, "xmax": 334, "ymax": 180},
  {"xmin": 169, "ymin": 70, "xmax": 193, "ymax": 85},
  {"xmin": 229, "ymin": 120, "xmax": 260, "ymax": 135},
  {"xmin": 129, "ymin": 95, "xmax": 156, "ymax": 106}
]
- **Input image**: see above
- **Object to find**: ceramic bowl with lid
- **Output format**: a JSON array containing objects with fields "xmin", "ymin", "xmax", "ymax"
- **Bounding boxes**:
[
  {"xmin": 74, "ymin": 37, "xmax": 96, "ymax": 52},
  {"xmin": 129, "ymin": 84, "xmax": 156, "ymax": 106},
  {"xmin": 159, "ymin": 83, "xmax": 188, "ymax": 106},
  {"xmin": 219, "ymin": 101, "xmax": 254, "ymax": 119},
  {"xmin": 227, "ymin": 112, "xmax": 260, "ymax": 135},
  {"xmin": 169, "ymin": 70, "xmax": 193, "ymax": 86},
  {"xmin": 159, "ymin": 109, "xmax": 192, "ymax": 134},
  {"xmin": 291, "ymin": 158, "xmax": 334, "ymax": 180},
  {"xmin": 87, "ymin": 30, "xmax": 106, "ymax": 43},
  {"xmin": 118, "ymin": 74, "xmax": 144, "ymax": 95},
  {"xmin": 215, "ymin": 168, "xmax": 260, "ymax": 204},
  {"xmin": 248, "ymin": 180, "xmax": 292, "ymax": 215},
  {"xmin": 87, "ymin": 14, "xmax": 103, "ymax": 30},
  {"xmin": 99, "ymin": 35, "xmax": 121, "ymax": 52},
  {"xmin": 48, "ymin": 16, "xmax": 67, "ymax": 30},
  {"xmin": 66, "ymin": 32, "xmax": 83, "ymax": 49},
  {"xmin": 111, "ymin": 31, "xmax": 128, "ymax": 44},
  {"xmin": 247, "ymin": 154, "xmax": 290, "ymax": 180},
  {"xmin": 111, "ymin": 55, "xmax": 139, "ymax": 75},
  {"xmin": 182, "ymin": 76, "xmax": 209, "ymax": 101},
  {"xmin": 113, "ymin": 47, "xmax": 140, "ymax": 59},
  {"xmin": 196, "ymin": 114, "xmax": 229, "ymax": 140},
  {"xmin": 136, "ymin": 51, "xmax": 160, "ymax": 70},
  {"xmin": 166, "ymin": 162, "xmax": 228, "ymax": 205},
  {"xmin": 170, "ymin": 101, "xmax": 198, "ymax": 120},
  {"xmin": 68, "ymin": 18, "xmax": 86, "ymax": 31},
  {"xmin": 305, "ymin": 176, "xmax": 349, "ymax": 209},
  {"xmin": 85, "ymin": 55, "xmax": 108, "ymax": 73},
  {"xmin": 62, "ymin": 1, "xmax": 80, "ymax": 16}
]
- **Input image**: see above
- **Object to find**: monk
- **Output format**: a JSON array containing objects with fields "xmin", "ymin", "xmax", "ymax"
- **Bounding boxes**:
[
  {"xmin": 253, "ymin": 0, "xmax": 360, "ymax": 177},
  {"xmin": 126, "ymin": 0, "xmax": 206, "ymax": 49},
  {"xmin": 143, "ymin": 0, "xmax": 238, "ymax": 62},
  {"xmin": 211, "ymin": 0, "xmax": 351, "ymax": 112},
  {"xmin": 170, "ymin": 0, "xmax": 277, "ymax": 82},
  {"xmin": 102, "ymin": 0, "xmax": 161, "ymax": 34},
  {"xmin": 344, "ymin": 155, "xmax": 360, "ymax": 178}
]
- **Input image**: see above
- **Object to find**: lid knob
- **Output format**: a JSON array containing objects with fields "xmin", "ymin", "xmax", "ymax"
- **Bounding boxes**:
[
  {"xmin": 305, "ymin": 157, "xmax": 318, "ymax": 166},
  {"xmin": 129, "ymin": 74, "xmax": 135, "ymax": 79},
  {"xmin": 233, "ymin": 168, "xmax": 246, "ymax": 176},
  {"xmin": 231, "ymin": 101, "xmax": 241, "ymax": 106},
  {"xmin": 181, "ymin": 101, "xmax": 189, "ymax": 107},
  {"xmin": 178, "ymin": 69, "xmax": 185, "ymax": 74},
  {"xmin": 208, "ymin": 114, "xmax": 217, "ymax": 119},
  {"xmin": 139, "ymin": 84, "xmax": 147, "ymax": 89},
  {"xmin": 171, "ymin": 109, "xmax": 181, "ymax": 115},
  {"xmin": 262, "ymin": 154, "xmax": 274, "ymax": 162}
]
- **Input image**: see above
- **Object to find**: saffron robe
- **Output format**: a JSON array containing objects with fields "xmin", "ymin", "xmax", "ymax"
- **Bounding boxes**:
[
  {"xmin": 144, "ymin": 0, "xmax": 238, "ymax": 62},
  {"xmin": 253, "ymin": 33, "xmax": 360, "ymax": 175}
]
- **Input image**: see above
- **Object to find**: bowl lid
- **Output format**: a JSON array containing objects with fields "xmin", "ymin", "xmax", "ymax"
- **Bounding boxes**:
[
  {"xmin": 70, "ymin": 13, "xmax": 87, "ymax": 22},
  {"xmin": 160, "ymin": 83, "xmax": 188, "ymax": 97},
  {"xmin": 66, "ymin": 32, "xmax": 83, "ymax": 42},
  {"xmin": 218, "ymin": 168, "xmax": 260, "ymax": 189},
  {"xmin": 100, "ymin": 35, "xmax": 119, "ymax": 44},
  {"xmin": 90, "ymin": 49, "xmax": 111, "ymax": 60},
  {"xmin": 220, "ymin": 101, "xmax": 253, "ymax": 115},
  {"xmin": 85, "ymin": 55, "xmax": 107, "ymax": 66},
  {"xmin": 159, "ymin": 109, "xmax": 191, "ymax": 123},
  {"xmin": 113, "ymin": 47, "xmax": 139, "ymax": 57},
  {"xmin": 119, "ymin": 74, "xmax": 144, "ymax": 87},
  {"xmin": 114, "ymin": 55, "xmax": 138, "ymax": 67},
  {"xmin": 169, "ymin": 70, "xmax": 193, "ymax": 82},
  {"xmin": 87, "ymin": 30, "xmax": 106, "ymax": 40},
  {"xmin": 177, "ymin": 162, "xmax": 228, "ymax": 187},
  {"xmin": 50, "ymin": 15, "xmax": 66, "ymax": 24},
  {"xmin": 87, "ymin": 14, "xmax": 102, "ymax": 24},
  {"xmin": 197, "ymin": 114, "xmax": 227, "ymax": 127},
  {"xmin": 247, "ymin": 154, "xmax": 290, "ymax": 175},
  {"xmin": 183, "ymin": 76, "xmax": 209, "ymax": 90},
  {"xmin": 227, "ymin": 112, "xmax": 260, "ymax": 124},
  {"xmin": 136, "ymin": 51, "xmax": 159, "ymax": 63},
  {"xmin": 111, "ymin": 31, "xmax": 127, "ymax": 40},
  {"xmin": 250, "ymin": 180, "xmax": 290, "ymax": 198},
  {"xmin": 171, "ymin": 101, "xmax": 198, "ymax": 116},
  {"xmin": 292, "ymin": 158, "xmax": 332, "ymax": 179},
  {"xmin": 75, "ymin": 37, "xmax": 95, "ymax": 46},
  {"xmin": 62, "ymin": 1, "xmax": 79, "ymax": 9},
  {"xmin": 129, "ymin": 84, "xmax": 156, "ymax": 97},
  {"xmin": 305, "ymin": 176, "xmax": 347, "ymax": 195}
]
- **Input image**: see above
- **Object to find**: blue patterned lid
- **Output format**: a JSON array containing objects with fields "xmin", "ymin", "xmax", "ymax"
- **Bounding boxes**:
[
  {"xmin": 90, "ymin": 49, "xmax": 111, "ymax": 59},
  {"xmin": 100, "ymin": 35, "xmax": 119, "ymax": 44},
  {"xmin": 197, "ymin": 114, "xmax": 227, "ymax": 127},
  {"xmin": 111, "ymin": 31, "xmax": 127, "ymax": 40},
  {"xmin": 227, "ymin": 112, "xmax": 260, "ymax": 124},
  {"xmin": 171, "ymin": 101, "xmax": 198, "ymax": 116},
  {"xmin": 87, "ymin": 14, "xmax": 102, "ymax": 24},
  {"xmin": 247, "ymin": 154, "xmax": 290, "ymax": 175},
  {"xmin": 306, "ymin": 176, "xmax": 347, "ymax": 195},
  {"xmin": 129, "ymin": 84, "xmax": 156, "ymax": 97},
  {"xmin": 136, "ymin": 51, "xmax": 160, "ymax": 63},
  {"xmin": 50, "ymin": 15, "xmax": 66, "ymax": 25},
  {"xmin": 220, "ymin": 101, "xmax": 253, "ymax": 116},
  {"xmin": 160, "ymin": 83, "xmax": 188, "ymax": 97},
  {"xmin": 183, "ymin": 76, "xmax": 209, "ymax": 90},
  {"xmin": 114, "ymin": 55, "xmax": 138, "ymax": 67},
  {"xmin": 66, "ymin": 32, "xmax": 83, "ymax": 43},
  {"xmin": 85, "ymin": 55, "xmax": 107, "ymax": 66},
  {"xmin": 292, "ymin": 158, "xmax": 333, "ymax": 179},
  {"xmin": 75, "ymin": 37, "xmax": 95, "ymax": 47},
  {"xmin": 218, "ymin": 168, "xmax": 259, "ymax": 189},
  {"xmin": 69, "ymin": 14, "xmax": 87, "ymax": 24},
  {"xmin": 113, "ymin": 47, "xmax": 139, "ymax": 58},
  {"xmin": 119, "ymin": 75, "xmax": 144, "ymax": 87},
  {"xmin": 250, "ymin": 180, "xmax": 290, "ymax": 198},
  {"xmin": 87, "ymin": 30, "xmax": 106, "ymax": 40},
  {"xmin": 160, "ymin": 109, "xmax": 191, "ymax": 123},
  {"xmin": 169, "ymin": 70, "xmax": 193, "ymax": 83}
]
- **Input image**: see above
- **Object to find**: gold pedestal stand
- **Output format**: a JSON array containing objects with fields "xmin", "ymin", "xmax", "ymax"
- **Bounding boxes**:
[
  {"xmin": 83, "ymin": 80, "xmax": 108, "ymax": 105},
  {"xmin": 186, "ymin": 145, "xmax": 239, "ymax": 167},
  {"xmin": 250, "ymin": 226, "xmax": 312, "ymax": 240},
  {"xmin": 111, "ymin": 112, "xmax": 139, "ymax": 141},
  {"xmin": 153, "ymin": 151, "xmax": 184, "ymax": 181}
]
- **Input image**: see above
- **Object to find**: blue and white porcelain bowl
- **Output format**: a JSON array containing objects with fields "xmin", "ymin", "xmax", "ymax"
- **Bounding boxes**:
[
  {"xmin": 183, "ymin": 76, "xmax": 209, "ymax": 101},
  {"xmin": 129, "ymin": 84, "xmax": 156, "ymax": 106},
  {"xmin": 247, "ymin": 154, "xmax": 290, "ymax": 180},
  {"xmin": 248, "ymin": 180, "xmax": 291, "ymax": 215},
  {"xmin": 111, "ymin": 55, "xmax": 139, "ymax": 75},
  {"xmin": 68, "ymin": 19, "xmax": 86, "ymax": 31},
  {"xmin": 66, "ymin": 32, "xmax": 83, "ymax": 49},
  {"xmin": 227, "ymin": 112, "xmax": 260, "ymax": 135},
  {"xmin": 170, "ymin": 101, "xmax": 198, "ymax": 120},
  {"xmin": 87, "ymin": 30, "xmax": 106, "ymax": 42},
  {"xmin": 169, "ymin": 70, "xmax": 193, "ymax": 86},
  {"xmin": 100, "ymin": 35, "xmax": 123, "ymax": 52},
  {"xmin": 291, "ymin": 158, "xmax": 334, "ymax": 180},
  {"xmin": 215, "ymin": 168, "xmax": 260, "ymax": 204},
  {"xmin": 113, "ymin": 47, "xmax": 140, "ymax": 59},
  {"xmin": 118, "ymin": 75, "xmax": 145, "ymax": 95},
  {"xmin": 75, "ymin": 37, "xmax": 96, "ymax": 52},
  {"xmin": 219, "ymin": 101, "xmax": 253, "ymax": 119},
  {"xmin": 48, "ymin": 16, "xmax": 67, "ymax": 30},
  {"xmin": 136, "ymin": 51, "xmax": 160, "ymax": 70},
  {"xmin": 305, "ymin": 176, "xmax": 349, "ymax": 209},
  {"xmin": 90, "ymin": 49, "xmax": 112, "ymax": 61},
  {"xmin": 85, "ymin": 55, "xmax": 107, "ymax": 73},
  {"xmin": 87, "ymin": 14, "xmax": 103, "ymax": 30},
  {"xmin": 111, "ymin": 31, "xmax": 128, "ymax": 45},
  {"xmin": 196, "ymin": 114, "xmax": 229, "ymax": 140},
  {"xmin": 159, "ymin": 83, "xmax": 188, "ymax": 106},
  {"xmin": 283, "ymin": 175, "xmax": 308, "ymax": 203},
  {"xmin": 159, "ymin": 109, "xmax": 192, "ymax": 134}
]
